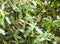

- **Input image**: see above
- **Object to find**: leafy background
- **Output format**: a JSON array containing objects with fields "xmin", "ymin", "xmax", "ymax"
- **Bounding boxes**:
[{"xmin": 0, "ymin": 0, "xmax": 60, "ymax": 44}]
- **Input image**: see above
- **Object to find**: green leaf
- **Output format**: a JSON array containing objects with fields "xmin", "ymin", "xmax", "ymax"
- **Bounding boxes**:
[
  {"xmin": 3, "ymin": 40, "xmax": 8, "ymax": 44},
  {"xmin": 24, "ymin": 29, "xmax": 32, "ymax": 38}
]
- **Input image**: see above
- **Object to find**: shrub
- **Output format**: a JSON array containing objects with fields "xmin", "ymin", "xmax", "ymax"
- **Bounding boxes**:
[{"xmin": 0, "ymin": 0, "xmax": 60, "ymax": 44}]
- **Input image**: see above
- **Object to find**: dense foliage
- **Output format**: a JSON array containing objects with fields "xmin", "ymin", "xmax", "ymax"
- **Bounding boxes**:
[{"xmin": 0, "ymin": 0, "xmax": 60, "ymax": 44}]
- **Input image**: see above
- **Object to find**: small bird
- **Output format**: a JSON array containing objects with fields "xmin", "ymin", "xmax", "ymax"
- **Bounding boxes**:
[
  {"xmin": 36, "ymin": 13, "xmax": 42, "ymax": 23},
  {"xmin": 13, "ymin": 20, "xmax": 20, "ymax": 29}
]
